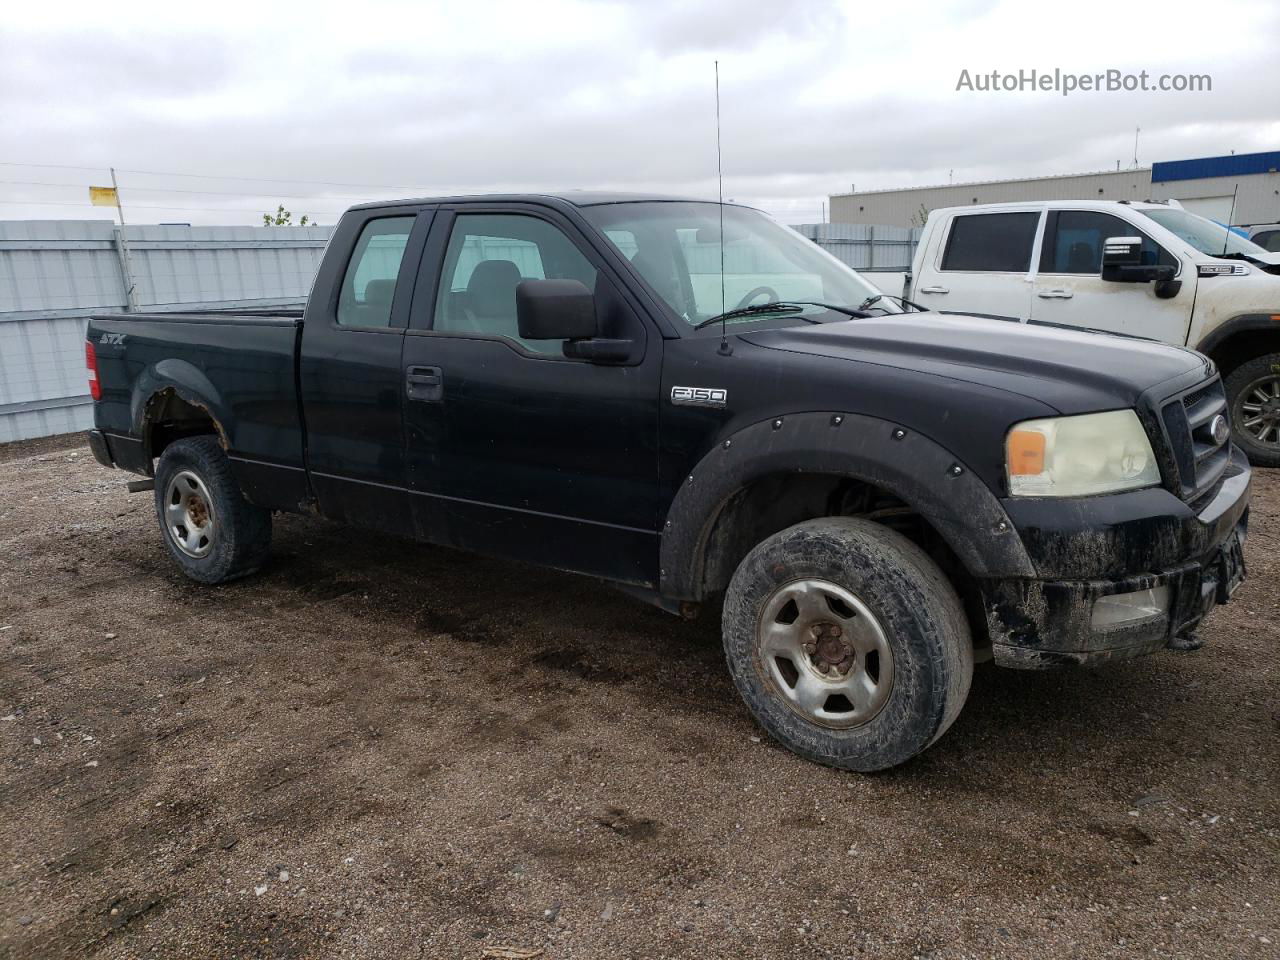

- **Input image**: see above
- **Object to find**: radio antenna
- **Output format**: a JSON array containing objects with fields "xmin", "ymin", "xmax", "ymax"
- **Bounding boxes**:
[
  {"xmin": 715, "ymin": 60, "xmax": 731, "ymax": 356},
  {"xmin": 1221, "ymin": 183, "xmax": 1239, "ymax": 256}
]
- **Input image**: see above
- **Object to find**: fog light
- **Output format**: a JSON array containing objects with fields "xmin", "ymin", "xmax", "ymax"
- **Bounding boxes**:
[{"xmin": 1092, "ymin": 586, "xmax": 1170, "ymax": 630}]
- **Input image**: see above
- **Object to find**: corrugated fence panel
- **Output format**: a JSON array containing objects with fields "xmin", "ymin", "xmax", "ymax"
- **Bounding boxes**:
[
  {"xmin": 0, "ymin": 220, "xmax": 335, "ymax": 443},
  {"xmin": 792, "ymin": 223, "xmax": 922, "ymax": 272},
  {"xmin": 0, "ymin": 220, "xmax": 125, "ymax": 316},
  {"xmin": 0, "ymin": 315, "xmax": 93, "ymax": 443}
]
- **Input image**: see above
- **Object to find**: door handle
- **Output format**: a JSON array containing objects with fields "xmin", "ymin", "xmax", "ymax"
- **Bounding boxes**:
[
  {"xmin": 917, "ymin": 285, "xmax": 949, "ymax": 294},
  {"xmin": 405, "ymin": 365, "xmax": 443, "ymax": 402},
  {"xmin": 1036, "ymin": 289, "xmax": 1074, "ymax": 299}
]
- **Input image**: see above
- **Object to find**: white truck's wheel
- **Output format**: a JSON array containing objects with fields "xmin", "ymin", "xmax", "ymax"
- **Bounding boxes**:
[{"xmin": 1226, "ymin": 353, "xmax": 1280, "ymax": 467}]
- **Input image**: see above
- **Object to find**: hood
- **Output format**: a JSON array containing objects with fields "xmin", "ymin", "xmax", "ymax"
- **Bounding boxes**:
[{"xmin": 740, "ymin": 313, "xmax": 1211, "ymax": 414}]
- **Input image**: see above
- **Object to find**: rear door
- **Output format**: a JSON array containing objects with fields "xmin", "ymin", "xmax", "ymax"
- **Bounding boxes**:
[
  {"xmin": 400, "ymin": 203, "xmax": 663, "ymax": 585},
  {"xmin": 1030, "ymin": 209, "xmax": 1191, "ymax": 342},
  {"xmin": 916, "ymin": 209, "xmax": 1042, "ymax": 320},
  {"xmin": 299, "ymin": 206, "xmax": 433, "ymax": 531}
]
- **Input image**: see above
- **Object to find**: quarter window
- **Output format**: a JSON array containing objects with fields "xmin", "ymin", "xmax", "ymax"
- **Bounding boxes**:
[
  {"xmin": 1040, "ymin": 211, "xmax": 1173, "ymax": 274},
  {"xmin": 337, "ymin": 217, "xmax": 414, "ymax": 328},
  {"xmin": 434, "ymin": 214, "xmax": 597, "ymax": 355},
  {"xmin": 940, "ymin": 213, "xmax": 1040, "ymax": 272}
]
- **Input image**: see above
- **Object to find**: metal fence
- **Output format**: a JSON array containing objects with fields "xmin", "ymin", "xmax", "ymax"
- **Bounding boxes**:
[
  {"xmin": 793, "ymin": 223, "xmax": 922, "ymax": 272},
  {"xmin": 0, "ymin": 220, "xmax": 334, "ymax": 443},
  {"xmin": 0, "ymin": 218, "xmax": 918, "ymax": 444}
]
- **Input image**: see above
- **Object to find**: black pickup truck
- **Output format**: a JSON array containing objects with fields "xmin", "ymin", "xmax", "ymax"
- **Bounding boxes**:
[{"xmin": 85, "ymin": 193, "xmax": 1252, "ymax": 771}]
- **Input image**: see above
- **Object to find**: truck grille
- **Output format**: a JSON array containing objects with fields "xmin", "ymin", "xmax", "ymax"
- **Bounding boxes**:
[{"xmin": 1160, "ymin": 377, "xmax": 1230, "ymax": 505}]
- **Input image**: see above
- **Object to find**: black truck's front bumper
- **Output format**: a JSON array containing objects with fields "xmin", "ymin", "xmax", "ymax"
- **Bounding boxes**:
[{"xmin": 983, "ymin": 446, "xmax": 1252, "ymax": 669}]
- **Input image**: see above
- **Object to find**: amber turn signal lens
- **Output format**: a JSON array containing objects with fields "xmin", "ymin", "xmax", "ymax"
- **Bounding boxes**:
[{"xmin": 1007, "ymin": 429, "xmax": 1046, "ymax": 476}]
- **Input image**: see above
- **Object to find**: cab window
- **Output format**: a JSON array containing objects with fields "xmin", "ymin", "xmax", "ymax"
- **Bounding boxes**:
[
  {"xmin": 337, "ymin": 216, "xmax": 415, "ymax": 327},
  {"xmin": 1253, "ymin": 229, "xmax": 1280, "ymax": 253},
  {"xmin": 940, "ymin": 213, "xmax": 1039, "ymax": 272},
  {"xmin": 433, "ymin": 214, "xmax": 597, "ymax": 355},
  {"xmin": 1039, "ymin": 211, "xmax": 1175, "ymax": 274}
]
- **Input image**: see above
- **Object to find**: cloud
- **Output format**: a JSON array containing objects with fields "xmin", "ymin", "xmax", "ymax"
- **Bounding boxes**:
[{"xmin": 2, "ymin": 0, "xmax": 1277, "ymax": 225}]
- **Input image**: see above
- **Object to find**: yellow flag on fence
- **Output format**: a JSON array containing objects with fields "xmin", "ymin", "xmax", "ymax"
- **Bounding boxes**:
[{"xmin": 89, "ymin": 186, "xmax": 118, "ymax": 207}]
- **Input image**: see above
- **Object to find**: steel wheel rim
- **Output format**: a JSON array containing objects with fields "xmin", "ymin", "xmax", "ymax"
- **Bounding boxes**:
[
  {"xmin": 755, "ymin": 578, "xmax": 894, "ymax": 729},
  {"xmin": 1238, "ymin": 374, "xmax": 1280, "ymax": 444},
  {"xmin": 164, "ymin": 470, "xmax": 216, "ymax": 558}
]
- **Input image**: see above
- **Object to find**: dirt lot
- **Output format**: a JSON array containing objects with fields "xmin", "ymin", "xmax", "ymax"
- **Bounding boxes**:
[{"xmin": 0, "ymin": 433, "xmax": 1276, "ymax": 960}]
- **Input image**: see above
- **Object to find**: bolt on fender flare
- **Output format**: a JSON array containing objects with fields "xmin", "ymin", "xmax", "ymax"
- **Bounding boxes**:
[{"xmin": 659, "ymin": 411, "xmax": 1035, "ymax": 601}]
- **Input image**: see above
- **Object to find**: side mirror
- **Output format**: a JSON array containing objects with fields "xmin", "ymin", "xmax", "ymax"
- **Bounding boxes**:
[
  {"xmin": 1101, "ymin": 236, "xmax": 1170, "ymax": 283},
  {"xmin": 1101, "ymin": 236, "xmax": 1144, "ymax": 281},
  {"xmin": 516, "ymin": 279, "xmax": 598, "ymax": 340}
]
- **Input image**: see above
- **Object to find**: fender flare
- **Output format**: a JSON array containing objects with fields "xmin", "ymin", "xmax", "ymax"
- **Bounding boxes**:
[
  {"xmin": 658, "ymin": 411, "xmax": 1035, "ymax": 600},
  {"xmin": 131, "ymin": 359, "xmax": 232, "ymax": 458},
  {"xmin": 1195, "ymin": 312, "xmax": 1280, "ymax": 359}
]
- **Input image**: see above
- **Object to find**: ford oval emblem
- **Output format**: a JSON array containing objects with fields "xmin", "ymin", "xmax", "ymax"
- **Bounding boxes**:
[{"xmin": 1210, "ymin": 414, "xmax": 1230, "ymax": 446}]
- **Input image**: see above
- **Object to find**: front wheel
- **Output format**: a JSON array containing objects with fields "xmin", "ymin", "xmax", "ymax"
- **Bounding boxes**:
[
  {"xmin": 153, "ymin": 436, "xmax": 272, "ymax": 583},
  {"xmin": 722, "ymin": 517, "xmax": 973, "ymax": 772},
  {"xmin": 1225, "ymin": 352, "xmax": 1280, "ymax": 467}
]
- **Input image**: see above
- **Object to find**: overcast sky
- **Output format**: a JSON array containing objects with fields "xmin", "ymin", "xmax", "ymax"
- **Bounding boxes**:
[{"xmin": 3, "ymin": 0, "xmax": 1278, "ymax": 225}]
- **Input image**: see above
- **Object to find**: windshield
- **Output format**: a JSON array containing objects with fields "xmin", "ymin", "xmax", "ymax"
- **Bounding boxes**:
[
  {"xmin": 1142, "ymin": 207, "xmax": 1271, "ymax": 259},
  {"xmin": 581, "ymin": 201, "xmax": 896, "ymax": 327}
]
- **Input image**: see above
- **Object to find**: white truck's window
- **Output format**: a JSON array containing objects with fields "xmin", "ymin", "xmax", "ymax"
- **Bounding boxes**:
[
  {"xmin": 337, "ymin": 217, "xmax": 415, "ymax": 328},
  {"xmin": 1254, "ymin": 229, "xmax": 1280, "ymax": 253},
  {"xmin": 433, "ymin": 214, "xmax": 597, "ymax": 355},
  {"xmin": 1040, "ymin": 211, "xmax": 1171, "ymax": 274},
  {"xmin": 940, "ymin": 213, "xmax": 1039, "ymax": 272}
]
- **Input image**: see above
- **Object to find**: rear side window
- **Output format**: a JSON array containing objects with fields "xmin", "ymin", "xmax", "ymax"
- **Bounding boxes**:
[
  {"xmin": 1253, "ymin": 229, "xmax": 1280, "ymax": 253},
  {"xmin": 1039, "ymin": 210, "xmax": 1173, "ymax": 273},
  {"xmin": 940, "ymin": 212, "xmax": 1039, "ymax": 272},
  {"xmin": 337, "ymin": 216, "xmax": 415, "ymax": 327}
]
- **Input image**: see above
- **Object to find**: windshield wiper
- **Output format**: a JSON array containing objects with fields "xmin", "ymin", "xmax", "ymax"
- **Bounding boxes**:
[
  {"xmin": 1212, "ymin": 251, "xmax": 1264, "ymax": 264},
  {"xmin": 692, "ymin": 302, "xmax": 805, "ymax": 329},
  {"xmin": 859, "ymin": 293, "xmax": 928, "ymax": 313},
  {"xmin": 692, "ymin": 300, "xmax": 871, "ymax": 330}
]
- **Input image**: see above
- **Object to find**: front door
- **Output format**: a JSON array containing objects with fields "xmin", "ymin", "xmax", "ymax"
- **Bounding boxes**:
[
  {"xmin": 401, "ymin": 206, "xmax": 663, "ymax": 585},
  {"xmin": 1030, "ymin": 209, "xmax": 1193, "ymax": 343}
]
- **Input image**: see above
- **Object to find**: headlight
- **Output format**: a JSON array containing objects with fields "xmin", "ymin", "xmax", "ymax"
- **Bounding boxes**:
[{"xmin": 1006, "ymin": 409, "xmax": 1160, "ymax": 497}]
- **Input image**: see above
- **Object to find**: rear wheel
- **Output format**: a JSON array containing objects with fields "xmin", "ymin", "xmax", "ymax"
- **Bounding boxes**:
[
  {"xmin": 153, "ymin": 436, "xmax": 271, "ymax": 583},
  {"xmin": 722, "ymin": 517, "xmax": 973, "ymax": 772},
  {"xmin": 1225, "ymin": 353, "xmax": 1280, "ymax": 467}
]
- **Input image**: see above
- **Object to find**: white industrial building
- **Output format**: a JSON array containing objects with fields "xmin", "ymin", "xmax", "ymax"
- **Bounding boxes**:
[{"xmin": 830, "ymin": 150, "xmax": 1280, "ymax": 229}]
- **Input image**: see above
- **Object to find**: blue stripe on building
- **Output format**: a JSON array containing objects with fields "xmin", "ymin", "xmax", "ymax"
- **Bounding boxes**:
[{"xmin": 1152, "ymin": 151, "xmax": 1280, "ymax": 183}]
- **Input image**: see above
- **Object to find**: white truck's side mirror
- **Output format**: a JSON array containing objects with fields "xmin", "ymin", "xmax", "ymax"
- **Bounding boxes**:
[
  {"xmin": 1101, "ymin": 236, "xmax": 1181, "ymax": 298},
  {"xmin": 1101, "ymin": 237, "xmax": 1145, "ymax": 281}
]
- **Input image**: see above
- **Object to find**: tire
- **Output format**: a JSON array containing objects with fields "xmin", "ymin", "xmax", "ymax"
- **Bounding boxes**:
[
  {"xmin": 1225, "ymin": 353, "xmax": 1280, "ymax": 467},
  {"xmin": 722, "ymin": 517, "xmax": 973, "ymax": 772},
  {"xmin": 153, "ymin": 436, "xmax": 272, "ymax": 584}
]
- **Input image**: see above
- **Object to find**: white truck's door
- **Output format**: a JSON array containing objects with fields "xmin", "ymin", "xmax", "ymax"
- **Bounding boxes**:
[
  {"xmin": 1030, "ymin": 209, "xmax": 1194, "ymax": 342},
  {"xmin": 914, "ymin": 209, "xmax": 1041, "ymax": 320}
]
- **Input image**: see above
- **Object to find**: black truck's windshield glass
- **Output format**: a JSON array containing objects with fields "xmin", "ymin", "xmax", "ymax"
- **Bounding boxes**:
[
  {"xmin": 1142, "ymin": 207, "xmax": 1271, "ymax": 259},
  {"xmin": 582, "ymin": 201, "xmax": 895, "ymax": 327}
]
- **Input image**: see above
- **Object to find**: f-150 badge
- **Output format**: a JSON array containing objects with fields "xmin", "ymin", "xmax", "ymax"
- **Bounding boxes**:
[{"xmin": 671, "ymin": 386, "xmax": 727, "ymax": 408}]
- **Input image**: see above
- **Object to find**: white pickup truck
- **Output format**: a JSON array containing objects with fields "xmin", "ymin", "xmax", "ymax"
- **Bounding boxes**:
[{"xmin": 906, "ymin": 200, "xmax": 1280, "ymax": 465}]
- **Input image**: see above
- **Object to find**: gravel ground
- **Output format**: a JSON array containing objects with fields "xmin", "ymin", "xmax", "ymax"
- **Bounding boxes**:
[{"xmin": 1, "ymin": 433, "xmax": 1276, "ymax": 960}]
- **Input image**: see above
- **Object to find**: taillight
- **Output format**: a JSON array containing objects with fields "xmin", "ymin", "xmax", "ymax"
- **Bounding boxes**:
[{"xmin": 86, "ymin": 340, "xmax": 101, "ymax": 401}]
